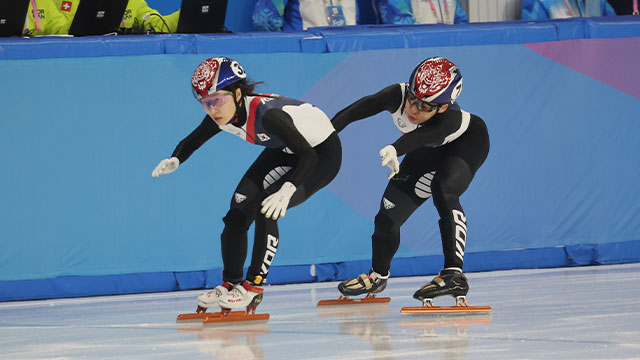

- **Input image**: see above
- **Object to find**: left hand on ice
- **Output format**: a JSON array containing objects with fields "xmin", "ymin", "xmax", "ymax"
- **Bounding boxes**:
[
  {"xmin": 261, "ymin": 181, "xmax": 297, "ymax": 220},
  {"xmin": 379, "ymin": 145, "xmax": 400, "ymax": 179}
]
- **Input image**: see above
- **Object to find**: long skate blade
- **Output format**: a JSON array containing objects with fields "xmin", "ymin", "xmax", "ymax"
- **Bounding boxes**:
[
  {"xmin": 203, "ymin": 312, "xmax": 270, "ymax": 325},
  {"xmin": 317, "ymin": 297, "xmax": 391, "ymax": 306},
  {"xmin": 401, "ymin": 305, "xmax": 492, "ymax": 315},
  {"xmin": 176, "ymin": 311, "xmax": 245, "ymax": 321}
]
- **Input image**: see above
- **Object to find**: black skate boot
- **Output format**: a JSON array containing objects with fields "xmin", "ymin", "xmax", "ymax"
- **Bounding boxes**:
[
  {"xmin": 338, "ymin": 270, "xmax": 389, "ymax": 297},
  {"xmin": 413, "ymin": 269, "xmax": 469, "ymax": 306}
]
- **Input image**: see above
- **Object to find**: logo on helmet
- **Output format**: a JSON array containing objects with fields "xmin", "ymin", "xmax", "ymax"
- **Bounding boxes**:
[
  {"xmin": 192, "ymin": 58, "xmax": 219, "ymax": 98},
  {"xmin": 414, "ymin": 58, "xmax": 453, "ymax": 98}
]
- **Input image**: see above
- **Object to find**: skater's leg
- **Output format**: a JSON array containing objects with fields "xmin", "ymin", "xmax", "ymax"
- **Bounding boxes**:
[
  {"xmin": 246, "ymin": 214, "xmax": 280, "ymax": 285},
  {"xmin": 223, "ymin": 136, "xmax": 340, "ymax": 308},
  {"xmin": 217, "ymin": 150, "xmax": 293, "ymax": 311},
  {"xmin": 431, "ymin": 156, "xmax": 473, "ymax": 270},
  {"xmin": 221, "ymin": 177, "xmax": 260, "ymax": 283},
  {"xmin": 371, "ymin": 184, "xmax": 421, "ymax": 275},
  {"xmin": 429, "ymin": 122, "xmax": 489, "ymax": 271},
  {"xmin": 371, "ymin": 149, "xmax": 439, "ymax": 276},
  {"xmin": 245, "ymin": 134, "xmax": 341, "ymax": 284},
  {"xmin": 339, "ymin": 150, "xmax": 436, "ymax": 297},
  {"xmin": 412, "ymin": 156, "xmax": 478, "ymax": 302},
  {"xmin": 197, "ymin": 177, "xmax": 259, "ymax": 312}
]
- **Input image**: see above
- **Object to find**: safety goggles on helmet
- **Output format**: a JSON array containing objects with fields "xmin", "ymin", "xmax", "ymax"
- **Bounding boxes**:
[
  {"xmin": 200, "ymin": 91, "xmax": 233, "ymax": 111},
  {"xmin": 406, "ymin": 90, "xmax": 441, "ymax": 112}
]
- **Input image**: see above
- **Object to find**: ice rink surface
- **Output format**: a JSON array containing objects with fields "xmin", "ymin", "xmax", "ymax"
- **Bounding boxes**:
[{"xmin": 1, "ymin": 263, "xmax": 639, "ymax": 360}]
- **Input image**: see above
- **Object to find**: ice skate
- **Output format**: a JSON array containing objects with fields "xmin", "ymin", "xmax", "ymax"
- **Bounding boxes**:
[
  {"xmin": 196, "ymin": 282, "xmax": 234, "ymax": 313},
  {"xmin": 219, "ymin": 281, "xmax": 264, "ymax": 312},
  {"xmin": 413, "ymin": 269, "xmax": 469, "ymax": 305},
  {"xmin": 318, "ymin": 270, "xmax": 391, "ymax": 306},
  {"xmin": 180, "ymin": 281, "xmax": 270, "ymax": 324},
  {"xmin": 197, "ymin": 281, "xmax": 269, "ymax": 325},
  {"xmin": 401, "ymin": 269, "xmax": 491, "ymax": 315},
  {"xmin": 177, "ymin": 282, "xmax": 245, "ymax": 322}
]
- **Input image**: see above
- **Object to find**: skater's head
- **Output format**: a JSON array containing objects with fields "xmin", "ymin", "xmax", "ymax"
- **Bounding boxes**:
[
  {"xmin": 405, "ymin": 57, "xmax": 463, "ymax": 125},
  {"xmin": 192, "ymin": 57, "xmax": 263, "ymax": 126}
]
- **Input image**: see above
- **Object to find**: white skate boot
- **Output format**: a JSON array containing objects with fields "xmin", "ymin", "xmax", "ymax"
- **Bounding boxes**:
[
  {"xmin": 218, "ymin": 281, "xmax": 264, "ymax": 313},
  {"xmin": 196, "ymin": 282, "xmax": 233, "ymax": 313}
]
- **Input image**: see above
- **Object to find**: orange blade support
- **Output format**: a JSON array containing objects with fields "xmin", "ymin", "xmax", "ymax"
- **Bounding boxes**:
[
  {"xmin": 401, "ymin": 306, "xmax": 492, "ymax": 314},
  {"xmin": 317, "ymin": 297, "xmax": 391, "ymax": 306},
  {"xmin": 177, "ymin": 311, "xmax": 245, "ymax": 321},
  {"xmin": 203, "ymin": 313, "xmax": 270, "ymax": 324}
]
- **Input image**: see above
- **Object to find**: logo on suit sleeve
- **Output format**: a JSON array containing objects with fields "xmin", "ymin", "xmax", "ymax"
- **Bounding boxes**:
[
  {"xmin": 234, "ymin": 192, "xmax": 247, "ymax": 203},
  {"xmin": 383, "ymin": 197, "xmax": 395, "ymax": 210}
]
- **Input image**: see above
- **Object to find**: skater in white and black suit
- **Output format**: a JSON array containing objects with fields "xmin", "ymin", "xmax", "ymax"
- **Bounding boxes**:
[
  {"xmin": 152, "ymin": 57, "xmax": 341, "ymax": 313},
  {"xmin": 333, "ymin": 57, "xmax": 490, "ymax": 304}
]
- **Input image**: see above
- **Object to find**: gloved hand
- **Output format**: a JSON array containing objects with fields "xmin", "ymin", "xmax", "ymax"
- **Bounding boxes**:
[
  {"xmin": 261, "ymin": 181, "xmax": 297, "ymax": 220},
  {"xmin": 379, "ymin": 145, "xmax": 400, "ymax": 179},
  {"xmin": 151, "ymin": 157, "xmax": 180, "ymax": 177}
]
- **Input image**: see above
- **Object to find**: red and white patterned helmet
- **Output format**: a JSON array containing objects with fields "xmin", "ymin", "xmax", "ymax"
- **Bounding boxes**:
[
  {"xmin": 408, "ymin": 57, "xmax": 463, "ymax": 104},
  {"xmin": 191, "ymin": 57, "xmax": 247, "ymax": 100}
]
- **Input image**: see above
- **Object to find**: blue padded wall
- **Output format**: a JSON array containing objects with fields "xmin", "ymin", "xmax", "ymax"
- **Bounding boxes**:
[{"xmin": 1, "ymin": 18, "xmax": 639, "ymax": 301}]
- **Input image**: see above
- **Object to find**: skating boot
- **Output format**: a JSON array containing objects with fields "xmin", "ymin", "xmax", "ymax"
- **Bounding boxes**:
[
  {"xmin": 413, "ymin": 269, "xmax": 469, "ymax": 306},
  {"xmin": 178, "ymin": 282, "xmax": 269, "ymax": 323},
  {"xmin": 338, "ymin": 270, "xmax": 389, "ymax": 297},
  {"xmin": 401, "ymin": 269, "xmax": 492, "ymax": 315},
  {"xmin": 195, "ymin": 282, "xmax": 234, "ymax": 313},
  {"xmin": 218, "ymin": 281, "xmax": 264, "ymax": 314}
]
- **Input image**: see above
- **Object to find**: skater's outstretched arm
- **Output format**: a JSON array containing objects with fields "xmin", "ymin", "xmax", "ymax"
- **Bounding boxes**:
[
  {"xmin": 390, "ymin": 110, "xmax": 469, "ymax": 155},
  {"xmin": 331, "ymin": 84, "xmax": 403, "ymax": 133},
  {"xmin": 171, "ymin": 115, "xmax": 222, "ymax": 163},
  {"xmin": 152, "ymin": 115, "xmax": 221, "ymax": 177}
]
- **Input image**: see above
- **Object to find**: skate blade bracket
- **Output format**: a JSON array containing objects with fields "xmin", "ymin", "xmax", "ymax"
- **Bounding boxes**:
[
  {"xmin": 203, "ymin": 312, "xmax": 270, "ymax": 324},
  {"xmin": 401, "ymin": 304, "xmax": 492, "ymax": 315},
  {"xmin": 176, "ymin": 310, "xmax": 249, "ymax": 322},
  {"xmin": 317, "ymin": 295, "xmax": 391, "ymax": 306}
]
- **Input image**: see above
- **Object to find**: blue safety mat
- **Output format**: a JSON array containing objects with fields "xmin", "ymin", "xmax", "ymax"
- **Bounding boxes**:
[{"xmin": 2, "ymin": 240, "xmax": 638, "ymax": 301}]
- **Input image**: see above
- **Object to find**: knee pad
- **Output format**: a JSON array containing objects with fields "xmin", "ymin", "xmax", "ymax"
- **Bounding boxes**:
[
  {"xmin": 230, "ymin": 176, "xmax": 261, "ymax": 206},
  {"xmin": 223, "ymin": 208, "xmax": 251, "ymax": 232},
  {"xmin": 374, "ymin": 213, "xmax": 397, "ymax": 234},
  {"xmin": 432, "ymin": 176, "xmax": 465, "ymax": 214},
  {"xmin": 435, "ymin": 157, "xmax": 472, "ymax": 196}
]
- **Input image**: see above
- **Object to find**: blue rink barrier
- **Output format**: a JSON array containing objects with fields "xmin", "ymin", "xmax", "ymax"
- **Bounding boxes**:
[
  {"xmin": 1, "ymin": 16, "xmax": 640, "ymax": 60},
  {"xmin": 2, "ymin": 240, "xmax": 639, "ymax": 302},
  {"xmin": 1, "ymin": 18, "xmax": 639, "ymax": 302}
]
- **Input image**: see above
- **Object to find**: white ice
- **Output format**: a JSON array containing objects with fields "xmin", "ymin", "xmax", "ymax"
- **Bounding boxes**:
[{"xmin": 1, "ymin": 263, "xmax": 639, "ymax": 360}]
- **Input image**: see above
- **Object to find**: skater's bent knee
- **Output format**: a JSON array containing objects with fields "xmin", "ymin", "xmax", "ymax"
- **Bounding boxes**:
[
  {"xmin": 223, "ymin": 208, "xmax": 251, "ymax": 230},
  {"xmin": 374, "ymin": 213, "xmax": 397, "ymax": 233}
]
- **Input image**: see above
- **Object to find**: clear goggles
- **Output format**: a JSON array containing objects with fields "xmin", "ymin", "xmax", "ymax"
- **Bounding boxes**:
[{"xmin": 200, "ymin": 92, "xmax": 233, "ymax": 111}]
